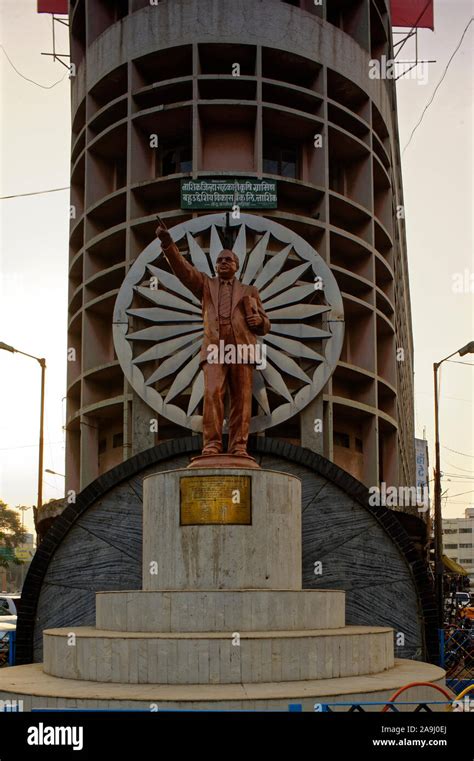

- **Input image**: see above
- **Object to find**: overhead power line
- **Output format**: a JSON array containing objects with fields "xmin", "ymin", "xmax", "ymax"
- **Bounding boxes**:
[
  {"xmin": 445, "ymin": 461, "xmax": 474, "ymax": 474},
  {"xmin": 0, "ymin": 44, "xmax": 68, "ymax": 90},
  {"xmin": 443, "ymin": 446, "xmax": 474, "ymax": 458},
  {"xmin": 402, "ymin": 16, "xmax": 474, "ymax": 155},
  {"xmin": 43, "ymin": 480, "xmax": 65, "ymax": 493},
  {"xmin": 416, "ymin": 390, "xmax": 472, "ymax": 403},
  {"xmin": 443, "ymin": 473, "xmax": 474, "ymax": 479},
  {"xmin": 0, "ymin": 441, "xmax": 64, "ymax": 451},
  {"xmin": 0, "ymin": 186, "xmax": 69, "ymax": 201}
]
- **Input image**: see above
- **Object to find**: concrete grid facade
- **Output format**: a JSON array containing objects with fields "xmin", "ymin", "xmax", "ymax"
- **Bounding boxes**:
[
  {"xmin": 65, "ymin": 0, "xmax": 415, "ymax": 496},
  {"xmin": 443, "ymin": 508, "xmax": 474, "ymax": 587}
]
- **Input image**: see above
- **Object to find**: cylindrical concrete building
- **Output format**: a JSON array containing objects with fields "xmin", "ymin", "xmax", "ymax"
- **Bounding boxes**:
[{"xmin": 66, "ymin": 0, "xmax": 415, "ymax": 497}]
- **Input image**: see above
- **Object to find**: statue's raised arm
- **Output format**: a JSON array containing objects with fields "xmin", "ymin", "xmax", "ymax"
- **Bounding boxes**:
[{"xmin": 155, "ymin": 220, "xmax": 204, "ymax": 299}]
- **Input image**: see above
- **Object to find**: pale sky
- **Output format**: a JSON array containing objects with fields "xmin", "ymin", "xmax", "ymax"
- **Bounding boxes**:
[{"xmin": 0, "ymin": 0, "xmax": 472, "ymax": 538}]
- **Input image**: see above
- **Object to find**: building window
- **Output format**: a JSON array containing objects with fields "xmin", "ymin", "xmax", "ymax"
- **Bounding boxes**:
[
  {"xmin": 326, "ymin": 4, "xmax": 342, "ymax": 28},
  {"xmin": 159, "ymin": 143, "xmax": 192, "ymax": 177},
  {"xmin": 445, "ymin": 544, "xmax": 459, "ymax": 549},
  {"xmin": 334, "ymin": 431, "xmax": 350, "ymax": 448},
  {"xmin": 113, "ymin": 433, "xmax": 124, "ymax": 449},
  {"xmin": 263, "ymin": 143, "xmax": 298, "ymax": 179},
  {"xmin": 329, "ymin": 161, "xmax": 345, "ymax": 194},
  {"xmin": 459, "ymin": 543, "xmax": 473, "ymax": 549},
  {"xmin": 460, "ymin": 528, "xmax": 473, "ymax": 533},
  {"xmin": 113, "ymin": 157, "xmax": 127, "ymax": 190},
  {"xmin": 460, "ymin": 559, "xmax": 473, "ymax": 565},
  {"xmin": 443, "ymin": 529, "xmax": 457, "ymax": 534},
  {"xmin": 98, "ymin": 439, "xmax": 107, "ymax": 455},
  {"xmin": 114, "ymin": 0, "xmax": 129, "ymax": 22}
]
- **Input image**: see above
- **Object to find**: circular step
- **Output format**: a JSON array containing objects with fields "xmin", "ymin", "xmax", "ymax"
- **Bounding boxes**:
[
  {"xmin": 43, "ymin": 625, "xmax": 394, "ymax": 684},
  {"xmin": 95, "ymin": 589, "xmax": 345, "ymax": 632}
]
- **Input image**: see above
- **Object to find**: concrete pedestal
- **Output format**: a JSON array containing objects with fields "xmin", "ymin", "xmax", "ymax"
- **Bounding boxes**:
[
  {"xmin": 143, "ymin": 469, "xmax": 301, "ymax": 590},
  {"xmin": 0, "ymin": 467, "xmax": 446, "ymax": 709}
]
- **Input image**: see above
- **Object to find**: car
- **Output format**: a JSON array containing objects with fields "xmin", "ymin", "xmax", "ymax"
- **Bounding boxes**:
[
  {"xmin": 0, "ymin": 617, "xmax": 16, "ymax": 667},
  {"xmin": 0, "ymin": 596, "xmax": 20, "ymax": 617},
  {"xmin": 455, "ymin": 592, "xmax": 471, "ymax": 607},
  {"xmin": 0, "ymin": 616, "xmax": 16, "ymax": 636}
]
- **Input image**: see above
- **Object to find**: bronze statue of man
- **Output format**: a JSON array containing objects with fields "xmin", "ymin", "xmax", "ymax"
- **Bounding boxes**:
[{"xmin": 156, "ymin": 220, "xmax": 271, "ymax": 463}]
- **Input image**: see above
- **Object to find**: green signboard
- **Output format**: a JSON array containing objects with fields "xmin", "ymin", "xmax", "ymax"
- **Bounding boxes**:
[
  {"xmin": 181, "ymin": 178, "xmax": 277, "ymax": 209},
  {"xmin": 0, "ymin": 548, "xmax": 15, "ymax": 562}
]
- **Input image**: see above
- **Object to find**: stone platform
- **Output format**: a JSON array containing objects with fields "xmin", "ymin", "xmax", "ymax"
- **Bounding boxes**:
[
  {"xmin": 0, "ymin": 660, "xmax": 445, "ymax": 711},
  {"xmin": 0, "ymin": 468, "xmax": 446, "ymax": 710}
]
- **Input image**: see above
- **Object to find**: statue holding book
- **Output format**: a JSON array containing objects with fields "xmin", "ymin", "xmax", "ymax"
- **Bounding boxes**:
[{"xmin": 155, "ymin": 218, "xmax": 271, "ymax": 467}]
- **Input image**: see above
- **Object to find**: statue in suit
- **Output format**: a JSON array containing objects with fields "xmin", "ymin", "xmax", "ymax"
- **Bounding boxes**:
[{"xmin": 156, "ymin": 221, "xmax": 271, "ymax": 463}]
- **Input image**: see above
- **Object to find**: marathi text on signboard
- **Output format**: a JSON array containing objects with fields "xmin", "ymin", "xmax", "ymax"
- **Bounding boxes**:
[
  {"xmin": 415, "ymin": 437, "xmax": 429, "ymax": 493},
  {"xmin": 181, "ymin": 178, "xmax": 277, "ymax": 209}
]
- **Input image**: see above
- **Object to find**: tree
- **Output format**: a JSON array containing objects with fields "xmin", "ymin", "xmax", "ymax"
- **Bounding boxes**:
[{"xmin": 0, "ymin": 500, "xmax": 28, "ymax": 569}]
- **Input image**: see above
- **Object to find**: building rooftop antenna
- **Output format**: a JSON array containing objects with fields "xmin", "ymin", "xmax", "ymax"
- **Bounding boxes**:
[
  {"xmin": 37, "ymin": 1, "xmax": 70, "ymax": 70},
  {"xmin": 391, "ymin": 0, "xmax": 436, "ymax": 81}
]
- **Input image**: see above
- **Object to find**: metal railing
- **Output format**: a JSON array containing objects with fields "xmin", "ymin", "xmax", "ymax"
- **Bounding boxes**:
[{"xmin": 442, "ymin": 624, "xmax": 474, "ymax": 695}]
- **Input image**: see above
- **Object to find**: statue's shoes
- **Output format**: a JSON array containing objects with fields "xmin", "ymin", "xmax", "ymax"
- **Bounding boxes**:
[
  {"xmin": 230, "ymin": 449, "xmax": 253, "ymax": 458},
  {"xmin": 187, "ymin": 452, "xmax": 260, "ymax": 469},
  {"xmin": 201, "ymin": 446, "xmax": 222, "ymax": 455}
]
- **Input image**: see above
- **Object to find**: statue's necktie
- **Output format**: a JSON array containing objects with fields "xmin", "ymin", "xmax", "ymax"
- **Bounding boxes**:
[{"xmin": 219, "ymin": 280, "xmax": 233, "ymax": 320}]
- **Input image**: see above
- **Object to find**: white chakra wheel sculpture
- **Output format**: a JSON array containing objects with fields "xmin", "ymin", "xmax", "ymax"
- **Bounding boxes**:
[{"xmin": 113, "ymin": 213, "xmax": 344, "ymax": 433}]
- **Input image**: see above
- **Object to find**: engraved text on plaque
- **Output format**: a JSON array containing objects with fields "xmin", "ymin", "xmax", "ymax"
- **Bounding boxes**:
[{"xmin": 180, "ymin": 476, "xmax": 251, "ymax": 525}]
